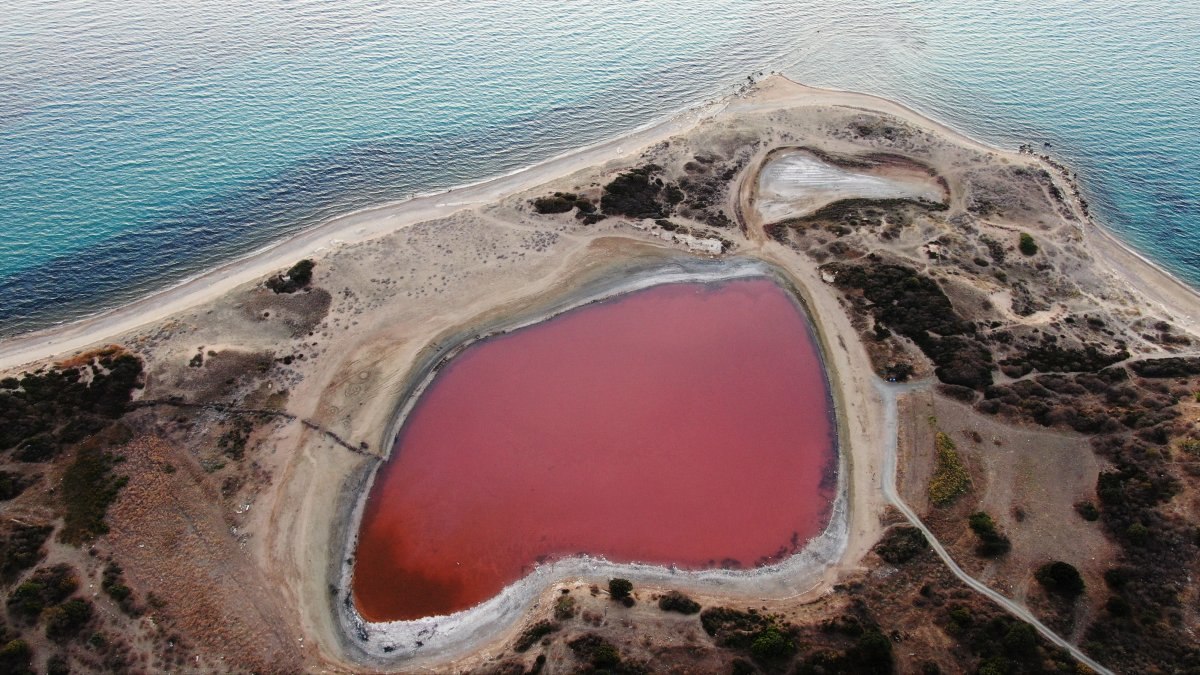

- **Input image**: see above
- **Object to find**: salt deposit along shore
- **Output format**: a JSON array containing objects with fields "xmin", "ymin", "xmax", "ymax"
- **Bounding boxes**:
[{"xmin": 2, "ymin": 76, "xmax": 1199, "ymax": 673}]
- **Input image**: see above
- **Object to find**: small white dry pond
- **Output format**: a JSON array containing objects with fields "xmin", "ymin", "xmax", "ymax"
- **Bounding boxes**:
[{"xmin": 756, "ymin": 150, "xmax": 945, "ymax": 223}]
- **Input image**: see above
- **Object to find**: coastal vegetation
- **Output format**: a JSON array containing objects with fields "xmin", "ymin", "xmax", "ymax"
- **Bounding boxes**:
[
  {"xmin": 873, "ymin": 525, "xmax": 928, "ymax": 564},
  {"xmin": 531, "ymin": 192, "xmax": 594, "ymax": 215},
  {"xmin": 608, "ymin": 578, "xmax": 634, "ymax": 606},
  {"xmin": 600, "ymin": 165, "xmax": 674, "ymax": 219},
  {"xmin": 264, "ymin": 259, "xmax": 315, "ymax": 294},
  {"xmin": 657, "ymin": 590, "xmax": 700, "ymax": 614}
]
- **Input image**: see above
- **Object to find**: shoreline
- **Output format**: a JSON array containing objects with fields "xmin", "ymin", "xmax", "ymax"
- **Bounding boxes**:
[
  {"xmin": 1, "ymin": 75, "xmax": 1197, "ymax": 372},
  {"xmin": 329, "ymin": 257, "xmax": 850, "ymax": 668},
  {"xmin": 0, "ymin": 92, "xmax": 732, "ymax": 372}
]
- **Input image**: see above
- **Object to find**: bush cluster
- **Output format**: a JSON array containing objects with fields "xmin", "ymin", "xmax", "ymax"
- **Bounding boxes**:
[
  {"xmin": 827, "ymin": 263, "xmax": 994, "ymax": 388},
  {"xmin": 700, "ymin": 606, "xmax": 801, "ymax": 664},
  {"xmin": 513, "ymin": 620, "xmax": 558, "ymax": 653},
  {"xmin": 967, "ymin": 512, "xmax": 1011, "ymax": 557},
  {"xmin": 567, "ymin": 634, "xmax": 626, "ymax": 670},
  {"xmin": 1000, "ymin": 344, "xmax": 1129, "ymax": 377},
  {"xmin": 60, "ymin": 437, "xmax": 130, "ymax": 544},
  {"xmin": 941, "ymin": 604, "xmax": 1074, "ymax": 674},
  {"xmin": 600, "ymin": 165, "xmax": 671, "ymax": 219},
  {"xmin": 929, "ymin": 433, "xmax": 970, "ymax": 506},
  {"xmin": 873, "ymin": 525, "xmax": 928, "ymax": 564},
  {"xmin": 0, "ymin": 525, "xmax": 52, "ymax": 581},
  {"xmin": 1129, "ymin": 356, "xmax": 1200, "ymax": 378},
  {"xmin": 608, "ymin": 578, "xmax": 633, "ymax": 604},
  {"xmin": 531, "ymin": 192, "xmax": 594, "ymax": 215},
  {"xmin": 102, "ymin": 563, "xmax": 137, "ymax": 615},
  {"xmin": 1018, "ymin": 232, "xmax": 1038, "ymax": 255},
  {"xmin": 1034, "ymin": 561, "xmax": 1084, "ymax": 598},
  {"xmin": 264, "ymin": 259, "xmax": 314, "ymax": 294},
  {"xmin": 657, "ymin": 590, "xmax": 700, "ymax": 614},
  {"xmin": 0, "ymin": 349, "xmax": 143, "ymax": 461}
]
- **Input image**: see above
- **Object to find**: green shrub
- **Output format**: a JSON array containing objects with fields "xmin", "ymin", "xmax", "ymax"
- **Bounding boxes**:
[
  {"xmin": 0, "ymin": 524, "xmax": 52, "ymax": 581},
  {"xmin": 873, "ymin": 525, "xmax": 928, "ymax": 564},
  {"xmin": 750, "ymin": 626, "xmax": 796, "ymax": 661},
  {"xmin": 531, "ymin": 192, "xmax": 593, "ymax": 214},
  {"xmin": 568, "ymin": 634, "xmax": 622, "ymax": 669},
  {"xmin": 553, "ymin": 593, "xmax": 576, "ymax": 620},
  {"xmin": 513, "ymin": 620, "xmax": 558, "ymax": 653},
  {"xmin": 608, "ymin": 578, "xmax": 633, "ymax": 601},
  {"xmin": 929, "ymin": 433, "xmax": 970, "ymax": 506},
  {"xmin": 0, "ymin": 349, "xmax": 142, "ymax": 459},
  {"xmin": 102, "ymin": 563, "xmax": 137, "ymax": 615},
  {"xmin": 1074, "ymin": 501, "xmax": 1100, "ymax": 521},
  {"xmin": 600, "ymin": 166, "xmax": 670, "ymax": 219},
  {"xmin": 44, "ymin": 598, "xmax": 92, "ymax": 640},
  {"xmin": 1177, "ymin": 438, "xmax": 1200, "ymax": 456},
  {"xmin": 1018, "ymin": 233, "xmax": 1038, "ymax": 255},
  {"xmin": 967, "ymin": 512, "xmax": 1011, "ymax": 557},
  {"xmin": 265, "ymin": 259, "xmax": 315, "ymax": 294},
  {"xmin": 1035, "ymin": 561, "xmax": 1085, "ymax": 598},
  {"xmin": 0, "ymin": 639, "xmax": 33, "ymax": 675},
  {"xmin": 657, "ymin": 590, "xmax": 701, "ymax": 614}
]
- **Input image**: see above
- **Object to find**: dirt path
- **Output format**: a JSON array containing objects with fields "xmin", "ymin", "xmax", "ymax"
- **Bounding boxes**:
[{"xmin": 876, "ymin": 379, "xmax": 1114, "ymax": 675}]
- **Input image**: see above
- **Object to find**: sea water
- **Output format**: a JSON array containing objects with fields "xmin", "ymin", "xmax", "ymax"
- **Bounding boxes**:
[{"xmin": 1, "ymin": 0, "xmax": 1197, "ymax": 335}]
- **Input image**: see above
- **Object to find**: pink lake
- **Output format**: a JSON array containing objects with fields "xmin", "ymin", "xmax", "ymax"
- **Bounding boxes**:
[{"xmin": 352, "ymin": 277, "xmax": 836, "ymax": 621}]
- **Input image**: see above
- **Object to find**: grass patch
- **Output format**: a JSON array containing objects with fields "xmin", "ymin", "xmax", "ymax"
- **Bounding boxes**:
[{"xmin": 929, "ymin": 432, "xmax": 970, "ymax": 506}]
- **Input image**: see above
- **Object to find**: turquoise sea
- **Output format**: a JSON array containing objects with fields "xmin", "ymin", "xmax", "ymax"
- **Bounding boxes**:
[{"xmin": 2, "ymin": 0, "xmax": 1197, "ymax": 336}]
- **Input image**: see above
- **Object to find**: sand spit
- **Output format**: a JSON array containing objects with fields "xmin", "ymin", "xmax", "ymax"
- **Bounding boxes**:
[{"xmin": 330, "ymin": 258, "xmax": 849, "ymax": 666}]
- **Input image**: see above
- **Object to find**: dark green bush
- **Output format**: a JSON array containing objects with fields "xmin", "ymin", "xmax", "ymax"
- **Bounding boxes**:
[
  {"xmin": 1075, "ymin": 501, "xmax": 1100, "ymax": 521},
  {"xmin": 44, "ymin": 597, "xmax": 92, "ymax": 640},
  {"xmin": 608, "ymin": 578, "xmax": 633, "ymax": 601},
  {"xmin": 60, "ymin": 443, "xmax": 129, "ymax": 544},
  {"xmin": 968, "ymin": 512, "xmax": 1012, "ymax": 557},
  {"xmin": 0, "ymin": 638, "xmax": 33, "ymax": 675},
  {"xmin": 0, "ymin": 350, "xmax": 142, "ymax": 459},
  {"xmin": 657, "ymin": 590, "xmax": 701, "ymax": 614},
  {"xmin": 1035, "ymin": 561, "xmax": 1085, "ymax": 598},
  {"xmin": 827, "ymin": 263, "xmax": 994, "ymax": 388},
  {"xmin": 749, "ymin": 626, "xmax": 796, "ymax": 661},
  {"xmin": 567, "ymin": 634, "xmax": 622, "ymax": 669},
  {"xmin": 600, "ymin": 166, "xmax": 670, "ymax": 219},
  {"xmin": 265, "ymin": 259, "xmax": 315, "ymax": 294},
  {"xmin": 531, "ymin": 192, "xmax": 593, "ymax": 214},
  {"xmin": 873, "ymin": 526, "xmax": 928, "ymax": 564},
  {"xmin": 1, "ymin": 524, "xmax": 53, "ymax": 580},
  {"xmin": 1018, "ymin": 233, "xmax": 1038, "ymax": 255}
]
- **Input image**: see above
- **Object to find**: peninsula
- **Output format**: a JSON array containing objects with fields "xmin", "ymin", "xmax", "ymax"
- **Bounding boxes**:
[{"xmin": 0, "ymin": 76, "xmax": 1197, "ymax": 674}]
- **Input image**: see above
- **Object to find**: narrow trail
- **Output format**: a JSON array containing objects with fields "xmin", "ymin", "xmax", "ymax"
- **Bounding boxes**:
[{"xmin": 874, "ymin": 379, "xmax": 1114, "ymax": 675}]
